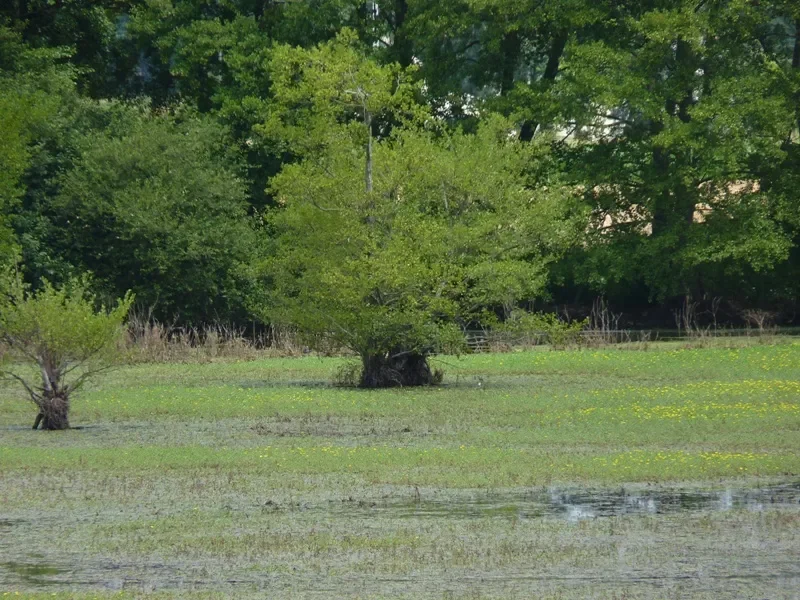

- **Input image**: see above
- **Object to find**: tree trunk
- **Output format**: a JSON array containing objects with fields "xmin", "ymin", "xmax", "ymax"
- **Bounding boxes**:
[
  {"xmin": 651, "ymin": 37, "xmax": 697, "ymax": 240},
  {"xmin": 360, "ymin": 351, "xmax": 435, "ymax": 388},
  {"xmin": 35, "ymin": 392, "xmax": 71, "ymax": 430},
  {"xmin": 793, "ymin": 20, "xmax": 800, "ymax": 137},
  {"xmin": 651, "ymin": 143, "xmax": 672, "ymax": 238},
  {"xmin": 499, "ymin": 30, "xmax": 521, "ymax": 96},
  {"xmin": 392, "ymin": 0, "xmax": 413, "ymax": 68},
  {"xmin": 651, "ymin": 143, "xmax": 695, "ymax": 239},
  {"xmin": 520, "ymin": 30, "xmax": 568, "ymax": 141},
  {"xmin": 35, "ymin": 357, "xmax": 71, "ymax": 430},
  {"xmin": 365, "ymin": 109, "xmax": 373, "ymax": 194}
]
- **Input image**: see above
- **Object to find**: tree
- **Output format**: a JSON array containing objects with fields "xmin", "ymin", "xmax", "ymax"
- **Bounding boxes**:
[
  {"xmin": 258, "ymin": 34, "xmax": 582, "ymax": 386},
  {"xmin": 406, "ymin": 0, "xmax": 604, "ymax": 131},
  {"xmin": 0, "ymin": 268, "xmax": 133, "ymax": 430},
  {"xmin": 48, "ymin": 106, "xmax": 259, "ymax": 324},
  {"xmin": 545, "ymin": 0, "xmax": 796, "ymax": 305},
  {"xmin": 753, "ymin": 1, "xmax": 800, "ymax": 312},
  {"xmin": 2, "ymin": 24, "xmax": 260, "ymax": 325},
  {"xmin": 0, "ymin": 25, "xmax": 72, "ymax": 271},
  {"xmin": 0, "ymin": 0, "xmax": 134, "ymax": 97},
  {"xmin": 0, "ymin": 86, "xmax": 29, "ymax": 264}
]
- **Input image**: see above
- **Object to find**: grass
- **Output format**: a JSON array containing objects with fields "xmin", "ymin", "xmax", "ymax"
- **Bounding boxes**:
[{"xmin": 1, "ymin": 341, "xmax": 799, "ymax": 598}]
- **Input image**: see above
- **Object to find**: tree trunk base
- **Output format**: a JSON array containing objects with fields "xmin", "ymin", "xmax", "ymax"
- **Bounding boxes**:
[
  {"xmin": 360, "ymin": 352, "xmax": 437, "ymax": 388},
  {"xmin": 33, "ymin": 395, "xmax": 71, "ymax": 430}
]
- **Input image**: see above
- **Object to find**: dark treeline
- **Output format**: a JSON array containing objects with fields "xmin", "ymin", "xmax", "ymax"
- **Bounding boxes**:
[{"xmin": 2, "ymin": 0, "xmax": 799, "ymax": 332}]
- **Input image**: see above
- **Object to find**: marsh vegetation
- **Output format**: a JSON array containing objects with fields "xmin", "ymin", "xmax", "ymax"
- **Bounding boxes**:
[{"xmin": 1, "ymin": 342, "xmax": 799, "ymax": 598}]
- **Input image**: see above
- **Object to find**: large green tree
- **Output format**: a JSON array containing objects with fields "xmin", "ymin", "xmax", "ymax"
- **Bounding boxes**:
[
  {"xmin": 544, "ymin": 0, "xmax": 797, "ymax": 306},
  {"xmin": 406, "ymin": 0, "xmax": 607, "ymax": 132},
  {"xmin": 0, "ymin": 0, "xmax": 138, "ymax": 97},
  {"xmin": 124, "ymin": 1, "xmax": 416, "ymax": 208},
  {"xmin": 258, "ymin": 34, "xmax": 582, "ymax": 386},
  {"xmin": 48, "ymin": 106, "xmax": 259, "ymax": 323},
  {"xmin": 404, "ymin": 1, "xmax": 799, "ymax": 317},
  {"xmin": 752, "ymin": 1, "xmax": 800, "ymax": 310}
]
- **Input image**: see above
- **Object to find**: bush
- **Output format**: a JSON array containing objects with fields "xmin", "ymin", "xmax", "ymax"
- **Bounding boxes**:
[
  {"xmin": 499, "ymin": 310, "xmax": 588, "ymax": 350},
  {"xmin": 0, "ymin": 268, "xmax": 133, "ymax": 429}
]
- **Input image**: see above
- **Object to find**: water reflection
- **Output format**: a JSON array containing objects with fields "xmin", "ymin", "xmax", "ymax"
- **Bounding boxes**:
[{"xmin": 358, "ymin": 480, "xmax": 800, "ymax": 522}]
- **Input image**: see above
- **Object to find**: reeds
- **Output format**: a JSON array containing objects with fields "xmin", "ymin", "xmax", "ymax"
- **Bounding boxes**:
[{"xmin": 124, "ymin": 313, "xmax": 306, "ymax": 362}]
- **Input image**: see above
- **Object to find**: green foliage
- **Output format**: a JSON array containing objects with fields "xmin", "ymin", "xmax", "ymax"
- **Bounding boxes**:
[
  {"xmin": 549, "ymin": 2, "xmax": 797, "ymax": 300},
  {"xmin": 0, "ymin": 25, "xmax": 74, "ymax": 269},
  {"xmin": 0, "ymin": 265, "xmax": 133, "ymax": 428},
  {"xmin": 0, "ymin": 85, "xmax": 27, "ymax": 262},
  {"xmin": 1, "ymin": 26, "xmax": 260, "ymax": 325},
  {"xmin": 2, "ymin": 2, "xmax": 800, "ymax": 327},
  {"xmin": 258, "ymin": 36, "xmax": 583, "ymax": 370},
  {"xmin": 498, "ymin": 309, "xmax": 588, "ymax": 349},
  {"xmin": 257, "ymin": 29, "xmax": 424, "ymax": 159},
  {"xmin": 50, "ymin": 105, "xmax": 259, "ymax": 323},
  {"xmin": 0, "ymin": 0, "xmax": 127, "ymax": 97},
  {"xmin": 0, "ymin": 271, "xmax": 133, "ymax": 369},
  {"xmin": 331, "ymin": 360, "xmax": 364, "ymax": 387}
]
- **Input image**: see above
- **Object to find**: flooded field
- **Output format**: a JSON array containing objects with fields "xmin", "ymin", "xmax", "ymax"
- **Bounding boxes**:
[
  {"xmin": 1, "ymin": 477, "xmax": 798, "ymax": 598},
  {"xmin": 377, "ymin": 480, "xmax": 800, "ymax": 520},
  {"xmin": 1, "ymin": 344, "xmax": 799, "ymax": 598}
]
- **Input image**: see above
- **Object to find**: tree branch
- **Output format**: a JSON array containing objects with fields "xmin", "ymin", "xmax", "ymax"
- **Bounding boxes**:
[
  {"xmin": 2, "ymin": 371, "xmax": 43, "ymax": 405},
  {"xmin": 68, "ymin": 362, "xmax": 119, "ymax": 394}
]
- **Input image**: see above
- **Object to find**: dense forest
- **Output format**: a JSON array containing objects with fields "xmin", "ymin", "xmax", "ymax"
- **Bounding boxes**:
[{"xmin": 2, "ymin": 0, "xmax": 799, "ymax": 339}]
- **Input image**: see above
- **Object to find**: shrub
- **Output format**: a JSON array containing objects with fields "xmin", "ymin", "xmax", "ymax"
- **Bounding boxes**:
[
  {"xmin": 0, "ymin": 268, "xmax": 133, "ymax": 429},
  {"xmin": 499, "ymin": 310, "xmax": 588, "ymax": 350}
]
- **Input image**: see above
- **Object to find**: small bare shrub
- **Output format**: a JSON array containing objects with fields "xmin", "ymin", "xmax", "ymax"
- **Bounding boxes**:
[
  {"xmin": 674, "ymin": 295, "xmax": 711, "ymax": 339},
  {"xmin": 741, "ymin": 309, "xmax": 776, "ymax": 335},
  {"xmin": 265, "ymin": 324, "xmax": 305, "ymax": 356},
  {"xmin": 709, "ymin": 296, "xmax": 723, "ymax": 331},
  {"xmin": 588, "ymin": 297, "xmax": 623, "ymax": 345},
  {"xmin": 486, "ymin": 338, "xmax": 513, "ymax": 353}
]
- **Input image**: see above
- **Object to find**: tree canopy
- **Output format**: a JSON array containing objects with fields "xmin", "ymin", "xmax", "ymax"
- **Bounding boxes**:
[{"xmin": 0, "ymin": 1, "xmax": 798, "ymax": 365}]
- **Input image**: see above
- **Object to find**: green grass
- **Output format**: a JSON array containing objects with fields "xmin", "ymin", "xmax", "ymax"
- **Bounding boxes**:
[{"xmin": 1, "ymin": 341, "xmax": 799, "ymax": 598}]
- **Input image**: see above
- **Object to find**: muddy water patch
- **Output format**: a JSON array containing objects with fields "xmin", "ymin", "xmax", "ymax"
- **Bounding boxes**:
[{"xmin": 1, "ymin": 561, "xmax": 68, "ymax": 585}]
